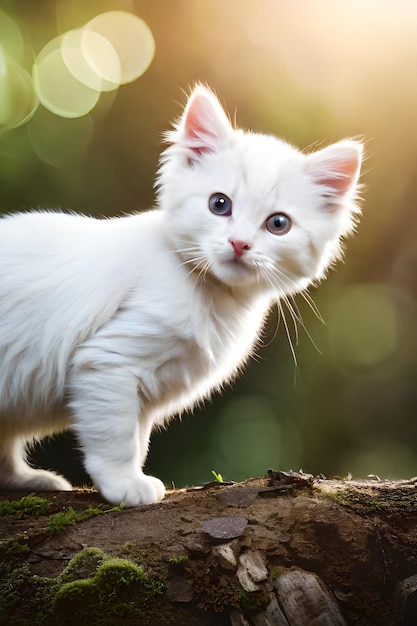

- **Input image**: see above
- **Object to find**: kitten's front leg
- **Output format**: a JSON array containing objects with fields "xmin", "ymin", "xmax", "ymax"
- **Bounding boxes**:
[{"xmin": 68, "ymin": 365, "xmax": 165, "ymax": 507}]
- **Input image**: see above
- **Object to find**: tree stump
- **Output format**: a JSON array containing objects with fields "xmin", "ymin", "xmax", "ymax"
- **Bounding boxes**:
[{"xmin": 0, "ymin": 473, "xmax": 416, "ymax": 625}]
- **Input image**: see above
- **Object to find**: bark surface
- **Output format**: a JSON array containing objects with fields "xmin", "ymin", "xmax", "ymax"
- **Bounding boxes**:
[{"xmin": 0, "ymin": 473, "xmax": 416, "ymax": 625}]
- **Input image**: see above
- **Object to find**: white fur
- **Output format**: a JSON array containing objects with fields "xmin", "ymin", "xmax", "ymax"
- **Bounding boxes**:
[{"xmin": 0, "ymin": 86, "xmax": 362, "ymax": 506}]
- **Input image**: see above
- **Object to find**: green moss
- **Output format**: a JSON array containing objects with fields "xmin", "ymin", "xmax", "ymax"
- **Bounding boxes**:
[
  {"xmin": 168, "ymin": 555, "xmax": 189, "ymax": 566},
  {"xmin": 268, "ymin": 564, "xmax": 286, "ymax": 583},
  {"xmin": 53, "ymin": 577, "xmax": 98, "ymax": 611},
  {"xmin": 1, "ymin": 494, "xmax": 125, "ymax": 538},
  {"xmin": 48, "ymin": 507, "xmax": 79, "ymax": 536},
  {"xmin": 57, "ymin": 547, "xmax": 107, "ymax": 584},
  {"xmin": 0, "ymin": 542, "xmax": 273, "ymax": 624},
  {"xmin": 0, "ymin": 548, "xmax": 171, "ymax": 626},
  {"xmin": 323, "ymin": 485, "xmax": 417, "ymax": 515},
  {"xmin": 53, "ymin": 553, "xmax": 168, "ymax": 625},
  {"xmin": 84, "ymin": 502, "xmax": 125, "ymax": 517},
  {"xmin": 95, "ymin": 558, "xmax": 147, "ymax": 590},
  {"xmin": 0, "ymin": 562, "xmax": 55, "ymax": 625},
  {"xmin": 0, "ymin": 495, "xmax": 51, "ymax": 516},
  {"xmin": 0, "ymin": 538, "xmax": 30, "ymax": 556},
  {"xmin": 236, "ymin": 586, "xmax": 269, "ymax": 613},
  {"xmin": 48, "ymin": 502, "xmax": 125, "ymax": 537}
]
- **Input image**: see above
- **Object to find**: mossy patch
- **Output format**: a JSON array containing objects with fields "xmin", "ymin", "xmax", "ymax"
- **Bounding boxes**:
[
  {"xmin": 47, "ymin": 506, "xmax": 79, "ymax": 536},
  {"xmin": 0, "ymin": 495, "xmax": 51, "ymax": 517},
  {"xmin": 53, "ymin": 552, "xmax": 168, "ymax": 625},
  {"xmin": 0, "ymin": 547, "xmax": 171, "ymax": 626},
  {"xmin": 0, "ymin": 562, "xmax": 55, "ymax": 625},
  {"xmin": 320, "ymin": 483, "xmax": 417, "ymax": 515},
  {"xmin": 0, "ymin": 496, "xmax": 126, "ymax": 566},
  {"xmin": 0, "ymin": 538, "xmax": 30, "ymax": 556},
  {"xmin": 48, "ymin": 503, "xmax": 125, "ymax": 537},
  {"xmin": 57, "ymin": 547, "xmax": 106, "ymax": 584}
]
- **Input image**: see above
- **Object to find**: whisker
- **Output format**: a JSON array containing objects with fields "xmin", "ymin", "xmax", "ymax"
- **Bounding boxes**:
[
  {"xmin": 257, "ymin": 261, "xmax": 324, "ymax": 365},
  {"xmin": 278, "ymin": 299, "xmax": 298, "ymax": 367},
  {"xmin": 298, "ymin": 289, "xmax": 325, "ymax": 324},
  {"xmin": 257, "ymin": 265, "xmax": 297, "ymax": 362},
  {"xmin": 261, "ymin": 301, "xmax": 280, "ymax": 348},
  {"xmin": 161, "ymin": 239, "xmax": 215, "ymax": 311}
]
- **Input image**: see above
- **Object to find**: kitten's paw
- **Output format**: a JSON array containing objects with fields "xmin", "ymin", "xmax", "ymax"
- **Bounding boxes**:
[
  {"xmin": 0, "ymin": 469, "xmax": 72, "ymax": 492},
  {"xmin": 146, "ymin": 475, "xmax": 166, "ymax": 501},
  {"xmin": 99, "ymin": 473, "xmax": 166, "ymax": 507}
]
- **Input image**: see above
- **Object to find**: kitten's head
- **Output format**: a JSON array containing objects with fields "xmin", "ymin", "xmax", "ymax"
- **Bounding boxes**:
[{"xmin": 157, "ymin": 85, "xmax": 363, "ymax": 297}]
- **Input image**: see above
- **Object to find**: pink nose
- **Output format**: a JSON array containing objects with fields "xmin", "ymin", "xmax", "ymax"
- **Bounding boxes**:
[{"xmin": 229, "ymin": 239, "xmax": 251, "ymax": 258}]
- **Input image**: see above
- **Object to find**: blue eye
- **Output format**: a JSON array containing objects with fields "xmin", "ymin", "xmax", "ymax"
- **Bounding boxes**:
[
  {"xmin": 209, "ymin": 193, "xmax": 232, "ymax": 216},
  {"xmin": 266, "ymin": 213, "xmax": 292, "ymax": 235}
]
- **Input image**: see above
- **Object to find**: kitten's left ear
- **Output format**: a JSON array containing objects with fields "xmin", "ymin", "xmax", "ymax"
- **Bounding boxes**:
[
  {"xmin": 306, "ymin": 140, "xmax": 363, "ymax": 207},
  {"xmin": 176, "ymin": 85, "xmax": 234, "ymax": 160}
]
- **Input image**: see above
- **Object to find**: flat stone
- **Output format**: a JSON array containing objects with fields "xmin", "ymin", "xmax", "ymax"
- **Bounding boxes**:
[{"xmin": 203, "ymin": 516, "xmax": 248, "ymax": 541}]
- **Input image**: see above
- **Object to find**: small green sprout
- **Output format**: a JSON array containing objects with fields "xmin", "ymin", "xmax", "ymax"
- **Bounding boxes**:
[{"xmin": 211, "ymin": 470, "xmax": 224, "ymax": 483}]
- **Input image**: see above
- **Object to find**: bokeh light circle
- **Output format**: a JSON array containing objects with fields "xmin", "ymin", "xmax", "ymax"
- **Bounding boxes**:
[
  {"xmin": 32, "ymin": 11, "xmax": 154, "ymax": 121},
  {"xmin": 212, "ymin": 396, "xmax": 301, "ymax": 478},
  {"xmin": 0, "ymin": 9, "xmax": 25, "ymax": 63},
  {"xmin": 0, "ymin": 49, "xmax": 38, "ymax": 130},
  {"xmin": 327, "ymin": 284, "xmax": 399, "ymax": 369},
  {"xmin": 33, "ymin": 35, "xmax": 101, "ymax": 119},
  {"xmin": 61, "ymin": 29, "xmax": 121, "ymax": 92},
  {"xmin": 85, "ymin": 11, "xmax": 155, "ymax": 84}
]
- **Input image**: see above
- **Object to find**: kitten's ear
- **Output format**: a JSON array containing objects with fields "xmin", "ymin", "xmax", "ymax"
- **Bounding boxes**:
[
  {"xmin": 176, "ymin": 86, "xmax": 234, "ymax": 160},
  {"xmin": 306, "ymin": 140, "xmax": 363, "ymax": 207}
]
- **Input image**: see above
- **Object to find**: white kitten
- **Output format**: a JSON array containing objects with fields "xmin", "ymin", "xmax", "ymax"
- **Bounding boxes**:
[{"xmin": 0, "ymin": 86, "xmax": 362, "ymax": 506}]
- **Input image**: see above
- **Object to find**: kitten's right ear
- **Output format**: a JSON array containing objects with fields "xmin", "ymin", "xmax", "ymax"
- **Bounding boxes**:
[
  {"xmin": 306, "ymin": 140, "xmax": 363, "ymax": 204},
  {"xmin": 173, "ymin": 86, "xmax": 234, "ymax": 161}
]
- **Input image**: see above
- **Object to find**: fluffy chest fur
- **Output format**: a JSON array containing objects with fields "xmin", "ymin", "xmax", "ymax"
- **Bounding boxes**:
[{"xmin": 69, "ymin": 211, "xmax": 270, "ymax": 425}]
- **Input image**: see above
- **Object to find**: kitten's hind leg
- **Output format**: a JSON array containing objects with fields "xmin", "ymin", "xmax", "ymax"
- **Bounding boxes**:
[
  {"xmin": 69, "ymin": 366, "xmax": 165, "ymax": 508},
  {"xmin": 0, "ymin": 437, "xmax": 72, "ymax": 492}
]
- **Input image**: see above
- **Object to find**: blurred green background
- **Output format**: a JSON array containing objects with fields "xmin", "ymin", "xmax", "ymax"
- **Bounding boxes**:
[{"xmin": 1, "ymin": 0, "xmax": 416, "ymax": 487}]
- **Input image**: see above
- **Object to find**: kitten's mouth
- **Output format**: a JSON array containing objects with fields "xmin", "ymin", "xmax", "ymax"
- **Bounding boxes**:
[
  {"xmin": 212, "ymin": 256, "xmax": 256, "ymax": 287},
  {"xmin": 223, "ymin": 257, "xmax": 250, "ymax": 271}
]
